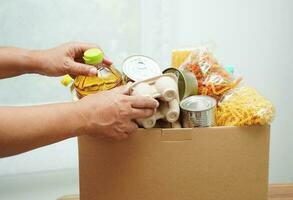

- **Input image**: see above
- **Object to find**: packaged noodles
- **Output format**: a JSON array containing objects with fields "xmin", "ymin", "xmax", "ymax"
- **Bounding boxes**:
[
  {"xmin": 171, "ymin": 49, "xmax": 193, "ymax": 68},
  {"xmin": 216, "ymin": 86, "xmax": 275, "ymax": 126},
  {"xmin": 179, "ymin": 47, "xmax": 242, "ymax": 101}
]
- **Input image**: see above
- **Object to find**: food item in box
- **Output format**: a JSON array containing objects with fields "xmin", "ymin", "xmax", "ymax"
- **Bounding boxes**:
[
  {"xmin": 61, "ymin": 48, "xmax": 123, "ymax": 99},
  {"xmin": 216, "ymin": 86, "xmax": 275, "ymax": 126},
  {"xmin": 122, "ymin": 55, "xmax": 161, "ymax": 82},
  {"xmin": 163, "ymin": 67, "xmax": 198, "ymax": 100},
  {"xmin": 179, "ymin": 48, "xmax": 242, "ymax": 101},
  {"xmin": 171, "ymin": 49, "xmax": 193, "ymax": 68},
  {"xmin": 74, "ymin": 67, "xmax": 122, "ymax": 99},
  {"xmin": 180, "ymin": 95, "xmax": 217, "ymax": 127},
  {"xmin": 201, "ymin": 73, "xmax": 242, "ymax": 101},
  {"xmin": 130, "ymin": 74, "xmax": 180, "ymax": 128}
]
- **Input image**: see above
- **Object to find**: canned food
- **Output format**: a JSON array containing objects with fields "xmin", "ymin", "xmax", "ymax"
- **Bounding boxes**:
[
  {"xmin": 122, "ymin": 55, "xmax": 162, "ymax": 82},
  {"xmin": 180, "ymin": 95, "xmax": 216, "ymax": 127},
  {"xmin": 163, "ymin": 67, "xmax": 198, "ymax": 100}
]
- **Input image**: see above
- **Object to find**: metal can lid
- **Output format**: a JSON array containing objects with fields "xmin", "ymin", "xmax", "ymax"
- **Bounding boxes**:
[
  {"xmin": 122, "ymin": 55, "xmax": 161, "ymax": 81},
  {"xmin": 180, "ymin": 95, "xmax": 216, "ymax": 112}
]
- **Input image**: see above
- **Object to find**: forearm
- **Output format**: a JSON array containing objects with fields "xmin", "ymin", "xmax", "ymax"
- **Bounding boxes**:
[
  {"xmin": 0, "ymin": 102, "xmax": 84, "ymax": 157},
  {"xmin": 0, "ymin": 47, "xmax": 40, "ymax": 79}
]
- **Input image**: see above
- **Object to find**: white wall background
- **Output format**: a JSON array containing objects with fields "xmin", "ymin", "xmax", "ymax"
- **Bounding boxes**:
[
  {"xmin": 0, "ymin": 0, "xmax": 292, "ymax": 198},
  {"xmin": 140, "ymin": 0, "xmax": 293, "ymax": 182},
  {"xmin": 0, "ymin": 0, "xmax": 141, "ymax": 176}
]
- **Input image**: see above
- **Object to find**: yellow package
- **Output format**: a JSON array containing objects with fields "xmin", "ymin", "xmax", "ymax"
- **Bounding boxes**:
[
  {"xmin": 216, "ymin": 86, "xmax": 275, "ymax": 126},
  {"xmin": 171, "ymin": 49, "xmax": 193, "ymax": 68}
]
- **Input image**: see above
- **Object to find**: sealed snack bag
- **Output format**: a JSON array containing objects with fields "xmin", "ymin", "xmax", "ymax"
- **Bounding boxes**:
[
  {"xmin": 179, "ymin": 47, "xmax": 242, "ymax": 101},
  {"xmin": 61, "ymin": 48, "xmax": 123, "ymax": 99},
  {"xmin": 216, "ymin": 86, "xmax": 275, "ymax": 126}
]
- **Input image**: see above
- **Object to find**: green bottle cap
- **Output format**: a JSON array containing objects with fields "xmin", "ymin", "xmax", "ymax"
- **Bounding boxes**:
[
  {"xmin": 83, "ymin": 48, "xmax": 104, "ymax": 65},
  {"xmin": 225, "ymin": 66, "xmax": 234, "ymax": 74}
]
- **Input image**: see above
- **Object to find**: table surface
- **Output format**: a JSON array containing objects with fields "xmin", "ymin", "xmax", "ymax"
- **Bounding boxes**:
[
  {"xmin": 57, "ymin": 184, "xmax": 293, "ymax": 200},
  {"xmin": 269, "ymin": 184, "xmax": 293, "ymax": 200}
]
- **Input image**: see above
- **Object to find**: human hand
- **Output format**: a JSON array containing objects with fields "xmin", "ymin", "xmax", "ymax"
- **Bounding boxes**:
[
  {"xmin": 74, "ymin": 84, "xmax": 159, "ymax": 140},
  {"xmin": 33, "ymin": 42, "xmax": 100, "ymax": 77}
]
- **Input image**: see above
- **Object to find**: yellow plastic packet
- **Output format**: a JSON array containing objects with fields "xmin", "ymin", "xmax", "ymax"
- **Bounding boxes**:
[{"xmin": 216, "ymin": 86, "xmax": 275, "ymax": 126}]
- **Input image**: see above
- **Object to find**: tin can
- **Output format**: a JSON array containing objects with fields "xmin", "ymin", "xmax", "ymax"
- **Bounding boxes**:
[
  {"xmin": 180, "ymin": 95, "xmax": 216, "ymax": 127},
  {"xmin": 163, "ymin": 67, "xmax": 198, "ymax": 100},
  {"xmin": 122, "ymin": 55, "xmax": 162, "ymax": 82}
]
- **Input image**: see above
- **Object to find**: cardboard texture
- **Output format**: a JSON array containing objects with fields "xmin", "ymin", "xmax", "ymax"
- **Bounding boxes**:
[{"xmin": 79, "ymin": 126, "xmax": 270, "ymax": 200}]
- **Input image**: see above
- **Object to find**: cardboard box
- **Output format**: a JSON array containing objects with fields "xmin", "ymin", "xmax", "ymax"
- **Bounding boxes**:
[{"xmin": 78, "ymin": 126, "xmax": 270, "ymax": 200}]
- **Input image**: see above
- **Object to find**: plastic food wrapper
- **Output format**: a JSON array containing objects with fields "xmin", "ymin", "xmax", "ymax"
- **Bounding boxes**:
[
  {"xmin": 171, "ymin": 49, "xmax": 193, "ymax": 68},
  {"xmin": 179, "ymin": 47, "xmax": 242, "ymax": 101},
  {"xmin": 216, "ymin": 86, "xmax": 275, "ymax": 126}
]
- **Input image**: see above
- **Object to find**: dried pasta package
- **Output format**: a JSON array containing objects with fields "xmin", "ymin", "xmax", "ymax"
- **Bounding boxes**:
[
  {"xmin": 179, "ymin": 47, "xmax": 242, "ymax": 101},
  {"xmin": 216, "ymin": 86, "xmax": 275, "ymax": 126}
]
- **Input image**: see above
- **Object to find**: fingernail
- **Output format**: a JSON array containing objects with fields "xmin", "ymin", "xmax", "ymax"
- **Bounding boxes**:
[
  {"xmin": 89, "ymin": 67, "xmax": 98, "ymax": 76},
  {"xmin": 155, "ymin": 100, "xmax": 159, "ymax": 108}
]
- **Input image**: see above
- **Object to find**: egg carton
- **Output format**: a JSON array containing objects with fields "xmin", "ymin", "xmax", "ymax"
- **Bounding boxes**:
[{"xmin": 130, "ymin": 74, "xmax": 181, "ymax": 128}]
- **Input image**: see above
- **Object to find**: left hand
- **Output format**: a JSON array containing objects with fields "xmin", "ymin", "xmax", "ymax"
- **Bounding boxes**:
[{"xmin": 33, "ymin": 42, "xmax": 100, "ymax": 77}]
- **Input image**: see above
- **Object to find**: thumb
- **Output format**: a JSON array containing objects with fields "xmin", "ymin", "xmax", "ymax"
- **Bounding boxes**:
[
  {"xmin": 111, "ymin": 82, "xmax": 133, "ymax": 95},
  {"xmin": 66, "ymin": 60, "xmax": 98, "ymax": 76}
]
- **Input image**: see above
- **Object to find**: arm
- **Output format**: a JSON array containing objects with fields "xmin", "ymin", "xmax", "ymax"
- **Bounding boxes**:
[
  {"xmin": 0, "ymin": 85, "xmax": 158, "ymax": 158},
  {"xmin": 0, "ymin": 47, "xmax": 37, "ymax": 79},
  {"xmin": 0, "ymin": 42, "xmax": 101, "ymax": 156},
  {"xmin": 0, "ymin": 42, "xmax": 99, "ymax": 79},
  {"xmin": 0, "ymin": 102, "xmax": 81, "ymax": 157},
  {"xmin": 0, "ymin": 42, "xmax": 158, "ymax": 157}
]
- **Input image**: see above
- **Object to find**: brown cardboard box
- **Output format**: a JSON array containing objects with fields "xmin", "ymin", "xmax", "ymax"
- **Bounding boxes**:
[{"xmin": 78, "ymin": 126, "xmax": 270, "ymax": 200}]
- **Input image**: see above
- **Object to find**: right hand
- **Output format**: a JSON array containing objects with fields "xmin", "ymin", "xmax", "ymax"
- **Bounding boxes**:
[{"xmin": 75, "ymin": 84, "xmax": 159, "ymax": 140}]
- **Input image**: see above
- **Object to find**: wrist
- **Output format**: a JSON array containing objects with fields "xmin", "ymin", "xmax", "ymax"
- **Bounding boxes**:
[
  {"xmin": 21, "ymin": 50, "xmax": 42, "ymax": 74},
  {"xmin": 69, "ymin": 101, "xmax": 88, "ymax": 136}
]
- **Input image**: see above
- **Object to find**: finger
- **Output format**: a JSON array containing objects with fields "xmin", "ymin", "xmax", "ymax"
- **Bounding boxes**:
[
  {"xmin": 70, "ymin": 42, "xmax": 102, "ymax": 53},
  {"xmin": 125, "ymin": 121, "xmax": 138, "ymax": 134},
  {"xmin": 110, "ymin": 82, "xmax": 132, "ymax": 95},
  {"xmin": 129, "ymin": 96, "xmax": 159, "ymax": 109},
  {"xmin": 69, "ymin": 74, "xmax": 77, "ymax": 79},
  {"xmin": 110, "ymin": 121, "xmax": 138, "ymax": 140},
  {"xmin": 113, "ymin": 122, "xmax": 138, "ymax": 140},
  {"xmin": 130, "ymin": 108, "xmax": 155, "ymax": 119},
  {"xmin": 71, "ymin": 42, "xmax": 114, "ymax": 66},
  {"xmin": 65, "ymin": 60, "xmax": 98, "ymax": 76},
  {"xmin": 102, "ymin": 57, "xmax": 113, "ymax": 66},
  {"xmin": 66, "ymin": 42, "xmax": 103, "ymax": 63}
]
